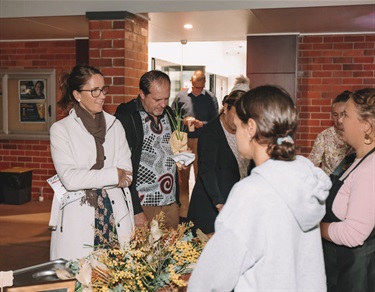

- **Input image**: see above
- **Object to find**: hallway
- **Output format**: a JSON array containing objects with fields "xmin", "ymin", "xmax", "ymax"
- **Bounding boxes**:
[{"xmin": 0, "ymin": 199, "xmax": 52, "ymax": 271}]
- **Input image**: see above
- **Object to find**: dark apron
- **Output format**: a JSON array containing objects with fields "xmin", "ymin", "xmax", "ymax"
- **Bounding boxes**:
[{"xmin": 322, "ymin": 148, "xmax": 375, "ymax": 292}]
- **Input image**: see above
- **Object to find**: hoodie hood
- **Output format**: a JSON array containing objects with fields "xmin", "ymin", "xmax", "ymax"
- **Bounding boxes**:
[{"xmin": 252, "ymin": 156, "xmax": 331, "ymax": 232}]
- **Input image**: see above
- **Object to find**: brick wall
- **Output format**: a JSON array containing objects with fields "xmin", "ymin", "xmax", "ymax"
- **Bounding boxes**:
[
  {"xmin": 296, "ymin": 34, "xmax": 375, "ymax": 156},
  {"xmin": 0, "ymin": 40, "xmax": 76, "ymax": 199},
  {"xmin": 1, "ymin": 32, "xmax": 373, "ymax": 199},
  {"xmin": 88, "ymin": 16, "xmax": 148, "ymax": 113},
  {"xmin": 0, "ymin": 14, "xmax": 148, "ymax": 200}
]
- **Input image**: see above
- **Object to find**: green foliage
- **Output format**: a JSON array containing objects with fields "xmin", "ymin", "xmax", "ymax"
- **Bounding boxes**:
[{"xmin": 167, "ymin": 104, "xmax": 186, "ymax": 141}]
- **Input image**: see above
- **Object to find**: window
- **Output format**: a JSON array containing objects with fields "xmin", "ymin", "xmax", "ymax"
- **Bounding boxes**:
[{"xmin": 0, "ymin": 69, "xmax": 56, "ymax": 140}]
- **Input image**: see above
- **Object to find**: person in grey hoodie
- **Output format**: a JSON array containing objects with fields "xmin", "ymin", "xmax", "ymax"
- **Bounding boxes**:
[{"xmin": 188, "ymin": 85, "xmax": 331, "ymax": 292}]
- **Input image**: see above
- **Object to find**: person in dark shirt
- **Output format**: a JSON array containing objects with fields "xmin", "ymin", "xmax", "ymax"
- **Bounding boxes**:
[
  {"xmin": 187, "ymin": 90, "xmax": 252, "ymax": 234},
  {"xmin": 172, "ymin": 70, "xmax": 218, "ymax": 218}
]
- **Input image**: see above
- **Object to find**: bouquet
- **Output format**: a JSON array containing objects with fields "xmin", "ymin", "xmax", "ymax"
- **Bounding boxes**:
[
  {"xmin": 168, "ymin": 104, "xmax": 188, "ymax": 155},
  {"xmin": 56, "ymin": 213, "xmax": 207, "ymax": 292}
]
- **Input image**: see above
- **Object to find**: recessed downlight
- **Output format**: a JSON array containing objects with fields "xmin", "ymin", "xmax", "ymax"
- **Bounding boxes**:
[{"xmin": 184, "ymin": 24, "xmax": 193, "ymax": 29}]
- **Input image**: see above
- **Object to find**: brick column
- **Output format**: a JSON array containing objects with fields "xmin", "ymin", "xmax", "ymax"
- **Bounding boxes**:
[{"xmin": 86, "ymin": 11, "xmax": 148, "ymax": 114}]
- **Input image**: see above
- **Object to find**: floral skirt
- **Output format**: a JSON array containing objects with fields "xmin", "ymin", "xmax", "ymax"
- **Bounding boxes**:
[{"xmin": 94, "ymin": 189, "xmax": 117, "ymax": 248}]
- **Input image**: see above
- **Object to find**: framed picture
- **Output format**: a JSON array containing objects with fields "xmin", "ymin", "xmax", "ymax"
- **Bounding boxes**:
[
  {"xmin": 5, "ymin": 279, "xmax": 76, "ymax": 292},
  {"xmin": 19, "ymin": 80, "xmax": 46, "ymax": 100},
  {"xmin": 0, "ymin": 69, "xmax": 56, "ymax": 139},
  {"xmin": 20, "ymin": 102, "xmax": 46, "ymax": 122}
]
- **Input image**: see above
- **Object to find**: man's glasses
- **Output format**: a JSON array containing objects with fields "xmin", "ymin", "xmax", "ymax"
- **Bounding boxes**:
[{"xmin": 78, "ymin": 86, "xmax": 110, "ymax": 98}]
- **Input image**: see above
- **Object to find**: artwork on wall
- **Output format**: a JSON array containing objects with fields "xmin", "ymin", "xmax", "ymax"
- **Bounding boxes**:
[
  {"xmin": 20, "ymin": 103, "xmax": 46, "ymax": 123},
  {"xmin": 18, "ymin": 79, "xmax": 47, "ymax": 123},
  {"xmin": 19, "ymin": 80, "xmax": 46, "ymax": 100},
  {"xmin": 0, "ymin": 69, "xmax": 56, "ymax": 139}
]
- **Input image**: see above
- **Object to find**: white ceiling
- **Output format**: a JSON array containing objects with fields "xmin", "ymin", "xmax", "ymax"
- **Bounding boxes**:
[{"xmin": 0, "ymin": 1, "xmax": 374, "ymax": 42}]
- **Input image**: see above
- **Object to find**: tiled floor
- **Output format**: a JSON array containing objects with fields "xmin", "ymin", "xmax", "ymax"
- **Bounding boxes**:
[{"xmin": 0, "ymin": 199, "xmax": 52, "ymax": 271}]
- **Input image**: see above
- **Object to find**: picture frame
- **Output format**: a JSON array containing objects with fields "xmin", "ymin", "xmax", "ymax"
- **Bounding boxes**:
[
  {"xmin": 0, "ymin": 69, "xmax": 56, "ymax": 139},
  {"xmin": 19, "ymin": 80, "xmax": 46, "ymax": 100},
  {"xmin": 5, "ymin": 279, "xmax": 76, "ymax": 292},
  {"xmin": 20, "ymin": 102, "xmax": 46, "ymax": 123}
]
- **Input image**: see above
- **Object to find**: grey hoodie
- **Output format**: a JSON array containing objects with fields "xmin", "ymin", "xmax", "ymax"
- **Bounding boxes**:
[{"xmin": 188, "ymin": 155, "xmax": 331, "ymax": 292}]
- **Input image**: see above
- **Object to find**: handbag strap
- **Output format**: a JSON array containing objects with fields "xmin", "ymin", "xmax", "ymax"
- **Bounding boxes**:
[
  {"xmin": 340, "ymin": 147, "xmax": 375, "ymax": 182},
  {"xmin": 332, "ymin": 152, "xmax": 356, "ymax": 176}
]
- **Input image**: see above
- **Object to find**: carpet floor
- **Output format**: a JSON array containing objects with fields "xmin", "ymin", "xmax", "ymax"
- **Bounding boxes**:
[{"xmin": 0, "ymin": 199, "xmax": 52, "ymax": 271}]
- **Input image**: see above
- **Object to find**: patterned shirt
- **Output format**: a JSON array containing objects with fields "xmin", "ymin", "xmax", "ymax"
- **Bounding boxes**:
[
  {"xmin": 136, "ymin": 111, "xmax": 177, "ymax": 206},
  {"xmin": 308, "ymin": 126, "xmax": 352, "ymax": 175}
]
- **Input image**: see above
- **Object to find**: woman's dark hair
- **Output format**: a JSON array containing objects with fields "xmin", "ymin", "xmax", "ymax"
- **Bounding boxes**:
[
  {"xmin": 57, "ymin": 65, "xmax": 103, "ymax": 111},
  {"xmin": 351, "ymin": 88, "xmax": 375, "ymax": 124},
  {"xmin": 220, "ymin": 90, "xmax": 246, "ymax": 114},
  {"xmin": 139, "ymin": 70, "xmax": 171, "ymax": 95},
  {"xmin": 332, "ymin": 90, "xmax": 351, "ymax": 105},
  {"xmin": 235, "ymin": 85, "xmax": 298, "ymax": 161}
]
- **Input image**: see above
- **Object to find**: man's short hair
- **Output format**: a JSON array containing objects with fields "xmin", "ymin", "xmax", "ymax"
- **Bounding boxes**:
[
  {"xmin": 332, "ymin": 90, "xmax": 351, "ymax": 105},
  {"xmin": 139, "ymin": 70, "xmax": 170, "ymax": 95},
  {"xmin": 191, "ymin": 70, "xmax": 205, "ymax": 82}
]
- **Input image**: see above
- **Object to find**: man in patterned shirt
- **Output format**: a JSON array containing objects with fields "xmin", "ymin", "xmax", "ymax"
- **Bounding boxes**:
[
  {"xmin": 115, "ymin": 70, "xmax": 180, "ymax": 229},
  {"xmin": 308, "ymin": 90, "xmax": 353, "ymax": 175}
]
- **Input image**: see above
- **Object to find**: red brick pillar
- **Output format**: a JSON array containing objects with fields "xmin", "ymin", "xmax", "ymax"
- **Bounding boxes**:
[{"xmin": 86, "ymin": 11, "xmax": 148, "ymax": 114}]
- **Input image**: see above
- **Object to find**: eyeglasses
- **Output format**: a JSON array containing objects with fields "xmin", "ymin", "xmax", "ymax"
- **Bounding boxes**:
[{"xmin": 78, "ymin": 86, "xmax": 109, "ymax": 98}]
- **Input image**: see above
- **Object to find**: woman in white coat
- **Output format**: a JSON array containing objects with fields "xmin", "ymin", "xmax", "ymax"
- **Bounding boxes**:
[{"xmin": 49, "ymin": 65, "xmax": 134, "ymax": 261}]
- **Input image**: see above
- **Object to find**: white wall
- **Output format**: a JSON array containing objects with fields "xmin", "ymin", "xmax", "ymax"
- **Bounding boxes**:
[{"xmin": 149, "ymin": 41, "xmax": 247, "ymax": 92}]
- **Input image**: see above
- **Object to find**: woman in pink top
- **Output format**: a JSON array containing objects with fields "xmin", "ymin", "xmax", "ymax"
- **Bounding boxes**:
[{"xmin": 321, "ymin": 88, "xmax": 375, "ymax": 292}]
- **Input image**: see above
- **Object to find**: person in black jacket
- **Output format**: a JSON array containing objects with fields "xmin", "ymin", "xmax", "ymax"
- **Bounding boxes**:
[
  {"xmin": 115, "ymin": 70, "xmax": 180, "ymax": 229},
  {"xmin": 187, "ymin": 90, "xmax": 253, "ymax": 234}
]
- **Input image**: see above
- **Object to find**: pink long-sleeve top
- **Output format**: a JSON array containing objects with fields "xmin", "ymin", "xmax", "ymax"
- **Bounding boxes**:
[{"xmin": 328, "ymin": 152, "xmax": 375, "ymax": 247}]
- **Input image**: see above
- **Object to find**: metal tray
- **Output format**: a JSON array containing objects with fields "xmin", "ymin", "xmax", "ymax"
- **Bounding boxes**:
[{"xmin": 12, "ymin": 259, "xmax": 68, "ymax": 286}]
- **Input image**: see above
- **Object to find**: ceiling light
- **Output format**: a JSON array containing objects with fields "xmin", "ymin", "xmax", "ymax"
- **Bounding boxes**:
[{"xmin": 184, "ymin": 24, "xmax": 193, "ymax": 29}]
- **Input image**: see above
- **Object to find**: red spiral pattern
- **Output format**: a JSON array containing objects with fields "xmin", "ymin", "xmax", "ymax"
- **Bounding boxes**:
[
  {"xmin": 145, "ymin": 116, "xmax": 163, "ymax": 134},
  {"xmin": 158, "ymin": 173, "xmax": 173, "ymax": 194}
]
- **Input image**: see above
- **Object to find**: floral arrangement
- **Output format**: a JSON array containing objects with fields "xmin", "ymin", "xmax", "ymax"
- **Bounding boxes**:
[{"xmin": 56, "ymin": 213, "xmax": 207, "ymax": 292}]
